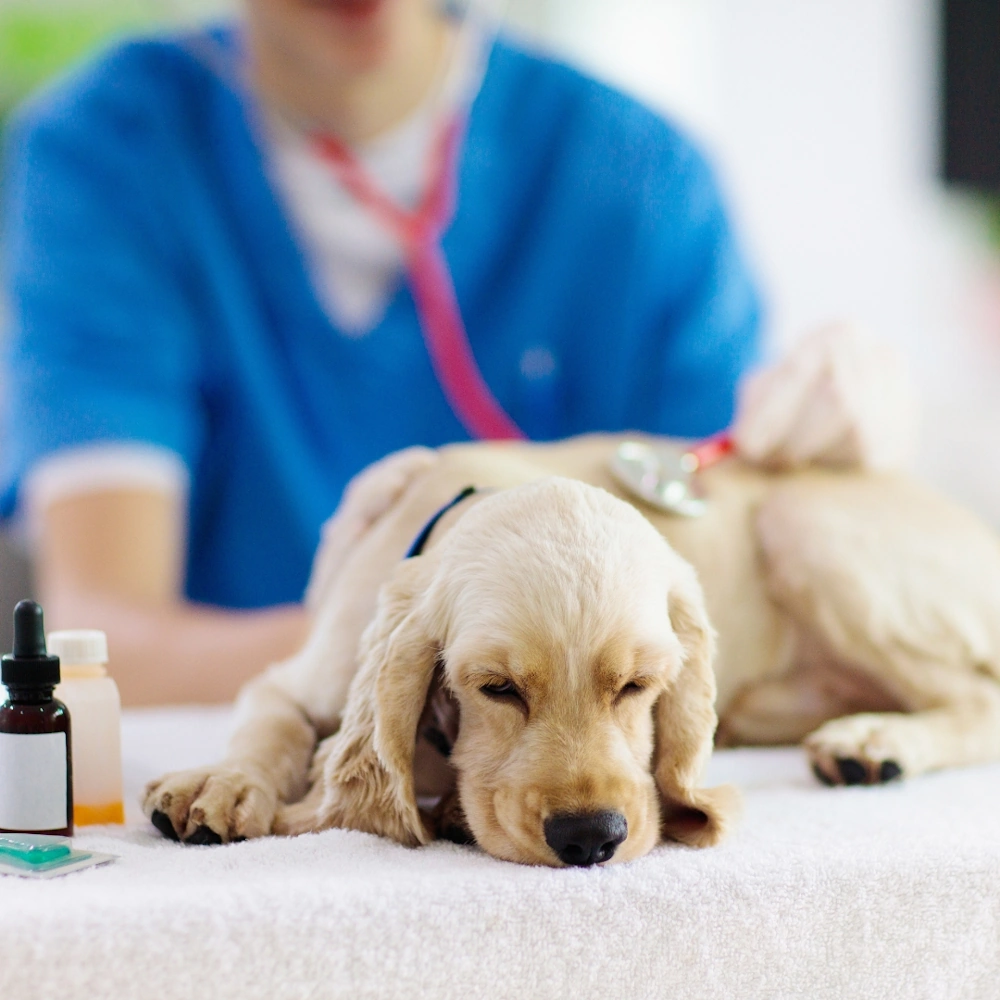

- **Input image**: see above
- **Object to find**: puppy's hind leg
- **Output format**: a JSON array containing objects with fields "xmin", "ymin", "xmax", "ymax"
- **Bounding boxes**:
[
  {"xmin": 804, "ymin": 679, "xmax": 1000, "ymax": 785},
  {"xmin": 717, "ymin": 651, "xmax": 902, "ymax": 748},
  {"xmin": 756, "ymin": 477, "xmax": 1000, "ymax": 785}
]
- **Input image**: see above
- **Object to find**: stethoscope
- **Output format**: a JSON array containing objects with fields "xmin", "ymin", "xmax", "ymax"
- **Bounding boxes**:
[
  {"xmin": 312, "ymin": 112, "xmax": 522, "ymax": 441},
  {"xmin": 308, "ymin": 0, "xmax": 523, "ymax": 442},
  {"xmin": 185, "ymin": 0, "xmax": 518, "ymax": 441},
  {"xmin": 314, "ymin": 125, "xmax": 738, "ymax": 516},
  {"xmin": 185, "ymin": 3, "xmax": 732, "ymax": 515}
]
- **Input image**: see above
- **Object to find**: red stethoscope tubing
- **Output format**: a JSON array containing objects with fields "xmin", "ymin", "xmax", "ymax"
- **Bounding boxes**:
[
  {"xmin": 313, "ymin": 121, "xmax": 736, "ymax": 467},
  {"xmin": 313, "ymin": 119, "xmax": 526, "ymax": 442},
  {"xmin": 686, "ymin": 431, "xmax": 735, "ymax": 470}
]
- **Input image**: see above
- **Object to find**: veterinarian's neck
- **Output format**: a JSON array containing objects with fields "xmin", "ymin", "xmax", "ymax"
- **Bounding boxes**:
[{"xmin": 245, "ymin": 6, "xmax": 454, "ymax": 143}]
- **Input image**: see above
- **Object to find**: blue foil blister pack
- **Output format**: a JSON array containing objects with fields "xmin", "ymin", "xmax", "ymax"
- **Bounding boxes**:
[{"xmin": 0, "ymin": 833, "xmax": 117, "ymax": 879}]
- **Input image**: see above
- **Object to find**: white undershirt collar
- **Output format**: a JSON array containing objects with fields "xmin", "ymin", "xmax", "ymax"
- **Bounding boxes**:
[{"xmin": 262, "ymin": 19, "xmax": 487, "ymax": 336}]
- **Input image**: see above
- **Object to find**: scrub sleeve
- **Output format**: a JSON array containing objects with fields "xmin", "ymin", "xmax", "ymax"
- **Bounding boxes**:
[{"xmin": 1, "ymin": 81, "xmax": 205, "ymax": 499}]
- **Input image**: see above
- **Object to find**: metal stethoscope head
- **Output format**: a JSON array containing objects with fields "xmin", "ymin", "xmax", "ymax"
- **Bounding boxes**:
[{"xmin": 609, "ymin": 433, "xmax": 735, "ymax": 518}]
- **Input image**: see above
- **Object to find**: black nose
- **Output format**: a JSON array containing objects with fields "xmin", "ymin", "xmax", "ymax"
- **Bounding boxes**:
[{"xmin": 544, "ymin": 811, "xmax": 628, "ymax": 867}]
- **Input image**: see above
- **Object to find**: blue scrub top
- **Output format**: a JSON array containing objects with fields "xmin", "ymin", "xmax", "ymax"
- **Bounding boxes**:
[{"xmin": 0, "ymin": 28, "xmax": 762, "ymax": 609}]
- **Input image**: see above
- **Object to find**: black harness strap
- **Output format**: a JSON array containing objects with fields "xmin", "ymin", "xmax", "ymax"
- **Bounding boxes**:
[{"xmin": 404, "ymin": 486, "xmax": 478, "ymax": 559}]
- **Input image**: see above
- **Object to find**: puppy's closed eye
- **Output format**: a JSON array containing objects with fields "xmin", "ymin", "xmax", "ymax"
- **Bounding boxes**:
[
  {"xmin": 614, "ymin": 679, "xmax": 654, "ymax": 705},
  {"xmin": 479, "ymin": 680, "xmax": 528, "ymax": 712}
]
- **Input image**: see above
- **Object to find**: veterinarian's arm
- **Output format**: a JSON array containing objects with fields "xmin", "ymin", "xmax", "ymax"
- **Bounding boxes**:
[
  {"xmin": 36, "ymin": 489, "xmax": 310, "ymax": 706},
  {"xmin": 627, "ymin": 137, "xmax": 762, "ymax": 438}
]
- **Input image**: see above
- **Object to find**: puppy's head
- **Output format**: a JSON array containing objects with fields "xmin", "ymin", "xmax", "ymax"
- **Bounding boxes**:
[{"xmin": 322, "ymin": 478, "xmax": 739, "ymax": 865}]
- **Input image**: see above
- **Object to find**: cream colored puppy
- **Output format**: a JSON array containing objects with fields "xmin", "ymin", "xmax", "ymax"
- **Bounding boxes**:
[{"xmin": 145, "ymin": 435, "xmax": 1000, "ymax": 866}]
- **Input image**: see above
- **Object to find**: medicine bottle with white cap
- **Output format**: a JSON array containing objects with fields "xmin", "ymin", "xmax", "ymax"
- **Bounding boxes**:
[
  {"xmin": 50, "ymin": 630, "xmax": 124, "ymax": 826},
  {"xmin": 0, "ymin": 600, "xmax": 73, "ymax": 836}
]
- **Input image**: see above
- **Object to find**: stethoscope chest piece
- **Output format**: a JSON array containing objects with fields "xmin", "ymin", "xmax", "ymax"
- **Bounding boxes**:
[{"xmin": 609, "ymin": 440, "xmax": 710, "ymax": 518}]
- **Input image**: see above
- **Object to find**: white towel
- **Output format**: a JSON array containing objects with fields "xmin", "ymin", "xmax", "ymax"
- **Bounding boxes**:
[{"xmin": 1, "ymin": 706, "xmax": 997, "ymax": 1000}]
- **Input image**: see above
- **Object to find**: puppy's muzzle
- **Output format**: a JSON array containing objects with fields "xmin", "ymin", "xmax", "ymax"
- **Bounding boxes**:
[{"xmin": 544, "ymin": 811, "xmax": 628, "ymax": 867}]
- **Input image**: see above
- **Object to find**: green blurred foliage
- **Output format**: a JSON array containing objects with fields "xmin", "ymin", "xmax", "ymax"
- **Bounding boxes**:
[
  {"xmin": 0, "ymin": 2, "xmax": 156, "ymax": 126},
  {"xmin": 988, "ymin": 198, "xmax": 1000, "ymax": 250}
]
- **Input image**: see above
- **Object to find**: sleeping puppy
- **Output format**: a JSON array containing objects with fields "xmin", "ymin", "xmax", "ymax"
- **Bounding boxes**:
[{"xmin": 144, "ymin": 435, "xmax": 1000, "ymax": 865}]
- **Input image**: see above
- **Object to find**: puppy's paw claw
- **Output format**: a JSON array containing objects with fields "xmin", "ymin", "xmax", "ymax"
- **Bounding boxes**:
[
  {"xmin": 805, "ymin": 715, "xmax": 909, "ymax": 786},
  {"xmin": 879, "ymin": 760, "xmax": 903, "ymax": 782},
  {"xmin": 184, "ymin": 825, "xmax": 224, "ymax": 846},
  {"xmin": 836, "ymin": 757, "xmax": 868, "ymax": 786},
  {"xmin": 143, "ymin": 765, "xmax": 277, "ymax": 844},
  {"xmin": 150, "ymin": 809, "xmax": 181, "ymax": 841}
]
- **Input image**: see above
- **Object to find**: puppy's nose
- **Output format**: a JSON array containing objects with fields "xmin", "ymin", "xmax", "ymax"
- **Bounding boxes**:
[{"xmin": 544, "ymin": 811, "xmax": 628, "ymax": 867}]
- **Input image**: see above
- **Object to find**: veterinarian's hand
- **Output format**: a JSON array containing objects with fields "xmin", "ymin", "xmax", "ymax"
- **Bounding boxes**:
[
  {"xmin": 732, "ymin": 323, "xmax": 917, "ymax": 472},
  {"xmin": 143, "ymin": 764, "xmax": 278, "ymax": 844}
]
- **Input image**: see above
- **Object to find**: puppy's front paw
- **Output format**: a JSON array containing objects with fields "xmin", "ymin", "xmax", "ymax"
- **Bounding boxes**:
[
  {"xmin": 143, "ymin": 765, "xmax": 277, "ymax": 844},
  {"xmin": 804, "ymin": 713, "xmax": 907, "ymax": 786}
]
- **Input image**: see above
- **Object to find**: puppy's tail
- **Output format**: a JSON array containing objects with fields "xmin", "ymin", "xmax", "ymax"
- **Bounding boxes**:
[{"xmin": 305, "ymin": 447, "xmax": 440, "ymax": 613}]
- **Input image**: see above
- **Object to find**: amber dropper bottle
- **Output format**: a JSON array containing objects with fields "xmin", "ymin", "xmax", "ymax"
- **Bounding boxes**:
[{"xmin": 0, "ymin": 601, "xmax": 73, "ymax": 836}]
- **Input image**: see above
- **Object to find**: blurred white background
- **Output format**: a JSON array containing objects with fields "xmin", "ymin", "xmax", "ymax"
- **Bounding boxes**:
[{"xmin": 507, "ymin": 0, "xmax": 1000, "ymax": 521}]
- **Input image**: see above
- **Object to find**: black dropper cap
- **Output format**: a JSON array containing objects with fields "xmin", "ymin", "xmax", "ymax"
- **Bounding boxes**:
[{"xmin": 1, "ymin": 600, "xmax": 60, "ymax": 688}]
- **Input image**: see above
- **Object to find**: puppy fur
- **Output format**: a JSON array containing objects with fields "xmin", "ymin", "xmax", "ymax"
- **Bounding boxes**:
[{"xmin": 144, "ymin": 435, "xmax": 1000, "ymax": 864}]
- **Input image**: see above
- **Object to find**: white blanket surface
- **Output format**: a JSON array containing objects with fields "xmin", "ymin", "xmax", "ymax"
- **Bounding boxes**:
[{"xmin": 1, "ymin": 706, "xmax": 997, "ymax": 1000}]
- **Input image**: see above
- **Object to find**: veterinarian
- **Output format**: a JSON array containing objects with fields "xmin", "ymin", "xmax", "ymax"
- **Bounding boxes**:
[{"xmin": 0, "ymin": 0, "xmax": 761, "ymax": 704}]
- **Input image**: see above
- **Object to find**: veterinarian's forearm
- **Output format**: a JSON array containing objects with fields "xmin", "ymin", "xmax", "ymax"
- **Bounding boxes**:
[
  {"xmin": 34, "ymin": 488, "xmax": 311, "ymax": 705},
  {"xmin": 43, "ymin": 590, "xmax": 310, "ymax": 706}
]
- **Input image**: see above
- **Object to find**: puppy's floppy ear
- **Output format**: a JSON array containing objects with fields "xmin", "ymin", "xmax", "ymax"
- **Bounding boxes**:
[
  {"xmin": 654, "ymin": 558, "xmax": 741, "ymax": 847},
  {"xmin": 291, "ymin": 554, "xmax": 442, "ymax": 845}
]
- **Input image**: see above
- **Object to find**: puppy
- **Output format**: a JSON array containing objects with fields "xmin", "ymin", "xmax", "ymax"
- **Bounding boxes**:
[{"xmin": 144, "ymin": 436, "xmax": 1000, "ymax": 865}]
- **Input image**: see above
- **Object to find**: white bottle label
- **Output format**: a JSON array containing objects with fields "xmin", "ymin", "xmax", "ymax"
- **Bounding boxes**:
[{"xmin": 0, "ymin": 732, "xmax": 68, "ymax": 830}]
